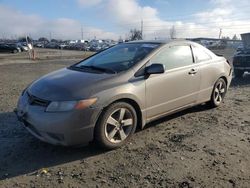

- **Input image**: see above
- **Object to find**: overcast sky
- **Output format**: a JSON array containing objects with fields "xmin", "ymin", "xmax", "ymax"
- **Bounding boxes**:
[{"xmin": 0, "ymin": 0, "xmax": 250, "ymax": 40}]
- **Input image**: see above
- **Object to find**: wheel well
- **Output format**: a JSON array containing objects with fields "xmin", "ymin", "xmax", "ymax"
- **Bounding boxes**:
[
  {"xmin": 100, "ymin": 98, "xmax": 143, "ymax": 129},
  {"xmin": 115, "ymin": 98, "xmax": 142, "ymax": 129},
  {"xmin": 220, "ymin": 76, "xmax": 228, "ymax": 86}
]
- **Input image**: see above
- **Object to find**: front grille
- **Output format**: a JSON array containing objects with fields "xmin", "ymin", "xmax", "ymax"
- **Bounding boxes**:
[
  {"xmin": 27, "ymin": 92, "xmax": 50, "ymax": 107},
  {"xmin": 234, "ymin": 56, "xmax": 250, "ymax": 67}
]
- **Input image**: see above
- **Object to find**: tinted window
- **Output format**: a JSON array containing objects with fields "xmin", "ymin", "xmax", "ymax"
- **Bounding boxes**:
[
  {"xmin": 75, "ymin": 43, "xmax": 160, "ymax": 72},
  {"xmin": 192, "ymin": 46, "xmax": 211, "ymax": 62},
  {"xmin": 151, "ymin": 45, "xmax": 193, "ymax": 70}
]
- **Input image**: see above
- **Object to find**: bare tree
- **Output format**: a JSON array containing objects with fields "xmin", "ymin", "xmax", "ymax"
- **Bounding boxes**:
[
  {"xmin": 129, "ymin": 29, "xmax": 142, "ymax": 41},
  {"xmin": 38, "ymin": 37, "xmax": 49, "ymax": 44},
  {"xmin": 232, "ymin": 34, "xmax": 238, "ymax": 40},
  {"xmin": 169, "ymin": 25, "xmax": 177, "ymax": 39},
  {"xmin": 19, "ymin": 36, "xmax": 33, "ymax": 43},
  {"xmin": 222, "ymin": 36, "xmax": 230, "ymax": 40}
]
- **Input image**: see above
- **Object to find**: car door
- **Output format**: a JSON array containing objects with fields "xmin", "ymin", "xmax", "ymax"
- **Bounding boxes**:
[
  {"xmin": 145, "ymin": 44, "xmax": 201, "ymax": 119},
  {"xmin": 3, "ymin": 45, "xmax": 10, "ymax": 52},
  {"xmin": 0, "ymin": 45, "xmax": 5, "ymax": 52},
  {"xmin": 0, "ymin": 46, "xmax": 2, "ymax": 52}
]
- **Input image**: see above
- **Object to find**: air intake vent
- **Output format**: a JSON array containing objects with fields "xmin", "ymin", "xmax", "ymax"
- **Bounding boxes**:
[{"xmin": 27, "ymin": 92, "xmax": 50, "ymax": 107}]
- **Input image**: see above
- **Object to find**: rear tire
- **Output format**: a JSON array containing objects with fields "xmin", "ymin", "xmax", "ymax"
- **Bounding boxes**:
[
  {"xmin": 234, "ymin": 70, "xmax": 244, "ymax": 78},
  {"xmin": 208, "ymin": 78, "xmax": 227, "ymax": 108},
  {"xmin": 94, "ymin": 102, "xmax": 137, "ymax": 150},
  {"xmin": 13, "ymin": 49, "xmax": 18, "ymax": 54}
]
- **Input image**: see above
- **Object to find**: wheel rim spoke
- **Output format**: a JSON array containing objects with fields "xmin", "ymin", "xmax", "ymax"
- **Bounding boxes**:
[
  {"xmin": 215, "ymin": 89, "xmax": 219, "ymax": 100},
  {"xmin": 107, "ymin": 116, "xmax": 118, "ymax": 127},
  {"xmin": 119, "ymin": 108, "xmax": 126, "ymax": 121},
  {"xmin": 218, "ymin": 82, "xmax": 222, "ymax": 90},
  {"xmin": 215, "ymin": 88, "xmax": 219, "ymax": 95},
  {"xmin": 218, "ymin": 95, "xmax": 222, "ymax": 102},
  {"xmin": 108, "ymin": 128, "xmax": 118, "ymax": 139},
  {"xmin": 122, "ymin": 119, "xmax": 133, "ymax": 126},
  {"xmin": 215, "ymin": 94, "xmax": 219, "ymax": 101},
  {"xmin": 220, "ymin": 88, "xmax": 225, "ymax": 94},
  {"xmin": 119, "ymin": 128, "xmax": 127, "ymax": 140}
]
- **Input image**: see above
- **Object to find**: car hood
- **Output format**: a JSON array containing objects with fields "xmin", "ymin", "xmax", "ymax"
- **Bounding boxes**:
[{"xmin": 28, "ymin": 68, "xmax": 116, "ymax": 101}]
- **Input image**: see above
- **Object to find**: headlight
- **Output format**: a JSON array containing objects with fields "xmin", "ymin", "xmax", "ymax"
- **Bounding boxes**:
[{"xmin": 46, "ymin": 98, "xmax": 97, "ymax": 112}]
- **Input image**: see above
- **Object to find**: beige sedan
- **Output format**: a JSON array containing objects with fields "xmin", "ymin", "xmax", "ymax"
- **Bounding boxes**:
[{"xmin": 16, "ymin": 40, "xmax": 233, "ymax": 149}]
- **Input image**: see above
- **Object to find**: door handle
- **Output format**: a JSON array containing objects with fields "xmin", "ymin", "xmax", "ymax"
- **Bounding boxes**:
[{"xmin": 188, "ymin": 68, "xmax": 198, "ymax": 75}]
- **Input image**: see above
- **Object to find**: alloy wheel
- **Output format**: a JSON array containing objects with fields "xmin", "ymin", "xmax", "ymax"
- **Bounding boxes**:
[
  {"xmin": 214, "ymin": 81, "xmax": 226, "ymax": 105},
  {"xmin": 104, "ymin": 108, "xmax": 134, "ymax": 143}
]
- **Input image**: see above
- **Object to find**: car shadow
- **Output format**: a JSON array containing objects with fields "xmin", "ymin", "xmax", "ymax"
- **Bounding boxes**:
[
  {"xmin": 0, "ymin": 112, "xmax": 104, "ymax": 180},
  {"xmin": 142, "ymin": 103, "xmax": 210, "ymax": 130},
  {"xmin": 0, "ymin": 105, "xmax": 209, "ymax": 180}
]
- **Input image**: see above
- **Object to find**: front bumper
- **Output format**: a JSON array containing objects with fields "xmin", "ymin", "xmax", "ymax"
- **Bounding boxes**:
[
  {"xmin": 15, "ymin": 93, "xmax": 101, "ymax": 146},
  {"xmin": 234, "ymin": 66, "xmax": 250, "ymax": 71}
]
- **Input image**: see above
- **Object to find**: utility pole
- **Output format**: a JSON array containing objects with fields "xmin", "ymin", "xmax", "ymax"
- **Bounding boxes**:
[
  {"xmin": 81, "ymin": 25, "xmax": 83, "ymax": 40},
  {"xmin": 49, "ymin": 31, "xmax": 52, "ymax": 41},
  {"xmin": 141, "ymin": 19, "xmax": 143, "ymax": 40},
  {"xmin": 219, "ymin": 28, "xmax": 222, "ymax": 39}
]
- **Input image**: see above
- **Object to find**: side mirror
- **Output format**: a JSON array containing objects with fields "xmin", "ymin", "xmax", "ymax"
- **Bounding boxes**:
[{"xmin": 146, "ymin": 64, "xmax": 165, "ymax": 75}]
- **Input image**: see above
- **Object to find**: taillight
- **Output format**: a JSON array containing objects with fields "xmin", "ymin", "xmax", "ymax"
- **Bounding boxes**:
[{"xmin": 226, "ymin": 59, "xmax": 232, "ymax": 67}]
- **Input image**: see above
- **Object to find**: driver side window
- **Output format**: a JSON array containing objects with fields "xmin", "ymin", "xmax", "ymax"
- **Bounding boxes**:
[{"xmin": 150, "ymin": 45, "xmax": 194, "ymax": 70}]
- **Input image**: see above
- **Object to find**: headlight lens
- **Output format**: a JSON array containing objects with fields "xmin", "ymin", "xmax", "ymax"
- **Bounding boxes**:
[{"xmin": 46, "ymin": 98, "xmax": 97, "ymax": 112}]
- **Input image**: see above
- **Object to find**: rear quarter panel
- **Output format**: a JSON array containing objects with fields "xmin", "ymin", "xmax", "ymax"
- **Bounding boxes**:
[{"xmin": 197, "ymin": 57, "xmax": 230, "ymax": 103}]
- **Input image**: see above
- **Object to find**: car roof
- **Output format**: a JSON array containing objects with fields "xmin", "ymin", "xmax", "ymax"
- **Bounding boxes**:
[
  {"xmin": 126, "ymin": 39, "xmax": 217, "ymax": 58},
  {"xmin": 125, "ymin": 39, "xmax": 194, "ymax": 45},
  {"xmin": 126, "ymin": 40, "xmax": 169, "ymax": 44}
]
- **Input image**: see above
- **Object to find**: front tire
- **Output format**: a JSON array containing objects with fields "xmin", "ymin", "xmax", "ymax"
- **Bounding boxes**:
[
  {"xmin": 208, "ymin": 78, "xmax": 227, "ymax": 108},
  {"xmin": 94, "ymin": 102, "xmax": 137, "ymax": 150}
]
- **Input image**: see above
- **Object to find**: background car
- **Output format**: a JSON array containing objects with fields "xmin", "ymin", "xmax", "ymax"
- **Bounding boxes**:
[
  {"xmin": 17, "ymin": 42, "xmax": 29, "ymax": 51},
  {"xmin": 233, "ymin": 33, "xmax": 250, "ymax": 77},
  {"xmin": 44, "ymin": 42, "xmax": 60, "ymax": 49},
  {"xmin": 0, "ymin": 43, "xmax": 20, "ymax": 53}
]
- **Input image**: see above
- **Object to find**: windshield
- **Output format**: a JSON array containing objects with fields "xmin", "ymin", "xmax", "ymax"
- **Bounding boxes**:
[{"xmin": 74, "ymin": 43, "xmax": 160, "ymax": 72}]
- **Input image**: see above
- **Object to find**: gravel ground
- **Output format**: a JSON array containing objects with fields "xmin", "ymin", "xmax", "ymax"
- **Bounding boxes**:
[{"xmin": 0, "ymin": 49, "xmax": 250, "ymax": 188}]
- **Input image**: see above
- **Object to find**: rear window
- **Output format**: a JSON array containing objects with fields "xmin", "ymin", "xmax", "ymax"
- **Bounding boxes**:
[
  {"xmin": 151, "ymin": 45, "xmax": 194, "ymax": 70},
  {"xmin": 192, "ymin": 46, "xmax": 212, "ymax": 62}
]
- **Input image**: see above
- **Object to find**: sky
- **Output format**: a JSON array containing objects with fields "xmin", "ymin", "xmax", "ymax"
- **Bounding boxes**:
[{"xmin": 0, "ymin": 0, "xmax": 250, "ymax": 40}]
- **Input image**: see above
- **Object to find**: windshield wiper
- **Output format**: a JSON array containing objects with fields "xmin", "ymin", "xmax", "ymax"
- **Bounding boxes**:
[{"xmin": 78, "ymin": 65, "xmax": 116, "ymax": 74}]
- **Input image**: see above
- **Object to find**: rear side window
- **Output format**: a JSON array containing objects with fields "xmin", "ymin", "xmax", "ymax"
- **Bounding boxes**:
[
  {"xmin": 192, "ymin": 46, "xmax": 211, "ymax": 62},
  {"xmin": 150, "ymin": 45, "xmax": 193, "ymax": 70}
]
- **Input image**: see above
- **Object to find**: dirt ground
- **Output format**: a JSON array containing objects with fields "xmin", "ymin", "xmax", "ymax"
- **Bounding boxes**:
[
  {"xmin": 0, "ymin": 48, "xmax": 93, "ymax": 66},
  {"xmin": 0, "ymin": 48, "xmax": 249, "ymax": 188}
]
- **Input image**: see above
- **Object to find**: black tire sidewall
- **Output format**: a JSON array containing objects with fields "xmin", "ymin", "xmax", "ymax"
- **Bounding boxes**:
[{"xmin": 95, "ymin": 102, "xmax": 137, "ymax": 149}]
